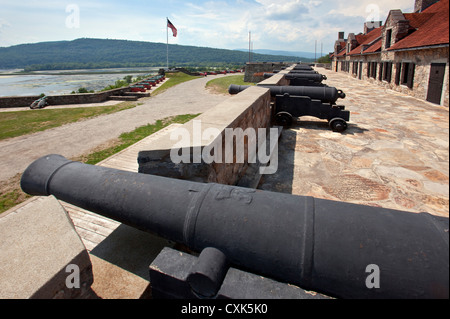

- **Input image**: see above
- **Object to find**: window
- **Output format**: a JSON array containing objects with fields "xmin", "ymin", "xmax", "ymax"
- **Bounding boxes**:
[
  {"xmin": 378, "ymin": 62, "xmax": 383, "ymax": 81},
  {"xmin": 401, "ymin": 62, "xmax": 415, "ymax": 89},
  {"xmin": 352, "ymin": 61, "xmax": 358, "ymax": 75},
  {"xmin": 382, "ymin": 62, "xmax": 393, "ymax": 82},
  {"xmin": 395, "ymin": 63, "xmax": 401, "ymax": 85},
  {"xmin": 341, "ymin": 61, "xmax": 350, "ymax": 73},
  {"xmin": 369, "ymin": 62, "xmax": 377, "ymax": 79},
  {"xmin": 385, "ymin": 29, "xmax": 392, "ymax": 49}
]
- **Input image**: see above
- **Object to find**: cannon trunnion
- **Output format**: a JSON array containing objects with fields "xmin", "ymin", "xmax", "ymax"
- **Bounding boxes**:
[{"xmin": 21, "ymin": 155, "xmax": 449, "ymax": 299}]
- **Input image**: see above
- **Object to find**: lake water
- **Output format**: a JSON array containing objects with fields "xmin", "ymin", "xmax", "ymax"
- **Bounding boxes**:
[{"xmin": 0, "ymin": 67, "xmax": 162, "ymax": 97}]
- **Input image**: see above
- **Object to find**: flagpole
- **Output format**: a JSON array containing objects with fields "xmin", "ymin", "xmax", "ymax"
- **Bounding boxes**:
[{"xmin": 166, "ymin": 17, "xmax": 169, "ymax": 69}]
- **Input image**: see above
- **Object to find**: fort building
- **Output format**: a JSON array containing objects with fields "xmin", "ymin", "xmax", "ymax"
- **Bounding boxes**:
[{"xmin": 331, "ymin": 0, "xmax": 449, "ymax": 107}]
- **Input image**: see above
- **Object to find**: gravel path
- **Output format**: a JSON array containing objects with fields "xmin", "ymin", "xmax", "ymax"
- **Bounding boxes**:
[{"xmin": 0, "ymin": 74, "xmax": 233, "ymax": 182}]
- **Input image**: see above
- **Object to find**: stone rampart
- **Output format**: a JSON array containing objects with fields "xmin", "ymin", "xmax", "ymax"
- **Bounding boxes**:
[{"xmin": 137, "ymin": 86, "xmax": 273, "ymax": 185}]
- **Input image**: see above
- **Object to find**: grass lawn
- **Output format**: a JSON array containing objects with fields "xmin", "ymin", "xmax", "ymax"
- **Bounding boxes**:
[
  {"xmin": 0, "ymin": 72, "xmax": 203, "ymax": 214},
  {"xmin": 205, "ymin": 74, "xmax": 255, "ymax": 95},
  {"xmin": 0, "ymin": 72, "xmax": 200, "ymax": 141},
  {"xmin": 0, "ymin": 113, "xmax": 199, "ymax": 215},
  {"xmin": 74, "ymin": 113, "xmax": 199, "ymax": 165},
  {"xmin": 0, "ymin": 101, "xmax": 138, "ymax": 141}
]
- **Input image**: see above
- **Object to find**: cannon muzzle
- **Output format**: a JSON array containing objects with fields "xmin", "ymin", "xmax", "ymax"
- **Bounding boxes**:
[
  {"xmin": 229, "ymin": 84, "xmax": 345, "ymax": 103},
  {"xmin": 21, "ymin": 155, "xmax": 449, "ymax": 299}
]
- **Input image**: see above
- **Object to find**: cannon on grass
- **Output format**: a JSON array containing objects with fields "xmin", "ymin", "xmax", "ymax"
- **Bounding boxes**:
[
  {"xmin": 21, "ymin": 155, "xmax": 449, "ymax": 299},
  {"xmin": 138, "ymin": 82, "xmax": 153, "ymax": 89},
  {"xmin": 229, "ymin": 84, "xmax": 349, "ymax": 132},
  {"xmin": 130, "ymin": 85, "xmax": 146, "ymax": 92}
]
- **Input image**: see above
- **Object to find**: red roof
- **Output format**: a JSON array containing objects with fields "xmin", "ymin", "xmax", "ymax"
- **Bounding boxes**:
[
  {"xmin": 348, "ymin": 27, "xmax": 383, "ymax": 55},
  {"xmin": 389, "ymin": 0, "xmax": 449, "ymax": 50},
  {"xmin": 336, "ymin": 48, "xmax": 346, "ymax": 57},
  {"xmin": 364, "ymin": 38, "xmax": 382, "ymax": 54}
]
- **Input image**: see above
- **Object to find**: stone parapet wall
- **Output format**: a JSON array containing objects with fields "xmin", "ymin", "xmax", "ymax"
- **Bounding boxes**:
[
  {"xmin": 138, "ymin": 86, "xmax": 272, "ymax": 185},
  {"xmin": 0, "ymin": 196, "xmax": 94, "ymax": 299}
]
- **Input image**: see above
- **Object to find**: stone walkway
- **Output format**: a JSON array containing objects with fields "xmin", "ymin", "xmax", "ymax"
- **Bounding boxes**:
[{"xmin": 259, "ymin": 68, "xmax": 449, "ymax": 217}]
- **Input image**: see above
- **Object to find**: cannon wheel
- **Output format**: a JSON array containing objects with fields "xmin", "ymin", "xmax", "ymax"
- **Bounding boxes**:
[
  {"xmin": 275, "ymin": 112, "xmax": 293, "ymax": 127},
  {"xmin": 329, "ymin": 118, "xmax": 347, "ymax": 132}
]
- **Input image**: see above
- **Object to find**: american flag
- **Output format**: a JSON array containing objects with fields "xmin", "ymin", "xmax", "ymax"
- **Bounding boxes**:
[{"xmin": 167, "ymin": 19, "xmax": 177, "ymax": 37}]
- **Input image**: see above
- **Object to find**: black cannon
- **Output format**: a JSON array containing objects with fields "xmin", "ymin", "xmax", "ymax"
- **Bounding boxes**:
[
  {"xmin": 288, "ymin": 70, "xmax": 319, "ymax": 74},
  {"xmin": 264, "ymin": 73, "xmax": 327, "ymax": 82},
  {"xmin": 293, "ymin": 64, "xmax": 314, "ymax": 71},
  {"xmin": 264, "ymin": 73, "xmax": 328, "ymax": 87},
  {"xmin": 21, "ymin": 155, "xmax": 449, "ymax": 299},
  {"xmin": 274, "ymin": 69, "xmax": 318, "ymax": 75},
  {"xmin": 228, "ymin": 84, "xmax": 349, "ymax": 131},
  {"xmin": 229, "ymin": 85, "xmax": 345, "ymax": 104}
]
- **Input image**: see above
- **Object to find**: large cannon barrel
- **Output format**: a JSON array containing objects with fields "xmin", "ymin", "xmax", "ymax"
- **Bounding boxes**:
[
  {"xmin": 264, "ymin": 73, "xmax": 327, "ymax": 82},
  {"xmin": 229, "ymin": 84, "xmax": 345, "ymax": 103},
  {"xmin": 288, "ymin": 70, "xmax": 319, "ymax": 74},
  {"xmin": 274, "ymin": 70, "xmax": 318, "ymax": 74},
  {"xmin": 293, "ymin": 65, "xmax": 313, "ymax": 70},
  {"xmin": 21, "ymin": 155, "xmax": 449, "ymax": 299}
]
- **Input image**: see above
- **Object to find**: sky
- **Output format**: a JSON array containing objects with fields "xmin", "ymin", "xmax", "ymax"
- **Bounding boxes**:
[{"xmin": 0, "ymin": 0, "xmax": 415, "ymax": 54}]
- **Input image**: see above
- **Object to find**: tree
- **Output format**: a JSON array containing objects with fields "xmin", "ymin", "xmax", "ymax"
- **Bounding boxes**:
[{"xmin": 317, "ymin": 54, "xmax": 331, "ymax": 64}]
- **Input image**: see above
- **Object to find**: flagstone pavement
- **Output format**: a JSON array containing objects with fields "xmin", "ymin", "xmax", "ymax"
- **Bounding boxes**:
[{"xmin": 258, "ymin": 67, "xmax": 449, "ymax": 217}]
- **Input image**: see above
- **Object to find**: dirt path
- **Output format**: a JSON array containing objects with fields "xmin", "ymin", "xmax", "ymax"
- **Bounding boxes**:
[{"xmin": 0, "ymin": 74, "xmax": 233, "ymax": 182}]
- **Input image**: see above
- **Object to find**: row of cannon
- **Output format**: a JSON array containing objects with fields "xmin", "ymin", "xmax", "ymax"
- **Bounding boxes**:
[
  {"xmin": 130, "ymin": 74, "xmax": 166, "ymax": 92},
  {"xmin": 229, "ymin": 64, "xmax": 350, "ymax": 132}
]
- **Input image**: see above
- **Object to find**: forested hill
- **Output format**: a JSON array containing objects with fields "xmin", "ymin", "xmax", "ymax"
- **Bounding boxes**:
[{"xmin": 0, "ymin": 38, "xmax": 302, "ymax": 71}]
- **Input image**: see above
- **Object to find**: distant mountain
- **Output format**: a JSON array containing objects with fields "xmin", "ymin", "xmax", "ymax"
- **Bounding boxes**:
[
  {"xmin": 0, "ymin": 38, "xmax": 301, "ymax": 71},
  {"xmin": 235, "ymin": 48, "xmax": 316, "ymax": 60}
]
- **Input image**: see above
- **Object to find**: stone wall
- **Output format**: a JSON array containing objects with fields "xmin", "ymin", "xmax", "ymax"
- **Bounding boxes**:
[
  {"xmin": 388, "ymin": 47, "xmax": 449, "ymax": 105},
  {"xmin": 138, "ymin": 86, "xmax": 272, "ymax": 185},
  {"xmin": 0, "ymin": 86, "xmax": 132, "ymax": 108}
]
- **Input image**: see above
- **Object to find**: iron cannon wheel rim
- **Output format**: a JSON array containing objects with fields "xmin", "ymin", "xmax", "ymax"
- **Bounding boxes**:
[
  {"xmin": 275, "ymin": 112, "xmax": 293, "ymax": 127},
  {"xmin": 329, "ymin": 118, "xmax": 347, "ymax": 132}
]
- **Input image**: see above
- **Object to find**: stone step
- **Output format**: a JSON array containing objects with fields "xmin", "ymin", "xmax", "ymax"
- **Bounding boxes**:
[
  {"xmin": 123, "ymin": 92, "xmax": 151, "ymax": 98},
  {"xmin": 108, "ymin": 95, "xmax": 139, "ymax": 101}
]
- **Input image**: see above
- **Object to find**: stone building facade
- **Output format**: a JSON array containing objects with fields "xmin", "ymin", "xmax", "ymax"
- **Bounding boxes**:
[{"xmin": 332, "ymin": 0, "xmax": 449, "ymax": 107}]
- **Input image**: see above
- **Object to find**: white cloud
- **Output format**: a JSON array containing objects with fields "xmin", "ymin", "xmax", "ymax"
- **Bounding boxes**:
[
  {"xmin": 0, "ymin": 0, "xmax": 419, "ymax": 54},
  {"xmin": 264, "ymin": 0, "xmax": 310, "ymax": 20}
]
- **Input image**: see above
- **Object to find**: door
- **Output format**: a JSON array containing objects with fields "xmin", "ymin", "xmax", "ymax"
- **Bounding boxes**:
[
  {"xmin": 358, "ymin": 62, "xmax": 363, "ymax": 80},
  {"xmin": 426, "ymin": 63, "xmax": 446, "ymax": 104}
]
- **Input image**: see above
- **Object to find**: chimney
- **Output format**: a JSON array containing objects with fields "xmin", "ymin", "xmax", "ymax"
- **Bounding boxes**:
[
  {"xmin": 414, "ymin": 0, "xmax": 439, "ymax": 12},
  {"xmin": 338, "ymin": 32, "xmax": 345, "ymax": 40},
  {"xmin": 364, "ymin": 21, "xmax": 382, "ymax": 34}
]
